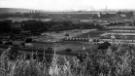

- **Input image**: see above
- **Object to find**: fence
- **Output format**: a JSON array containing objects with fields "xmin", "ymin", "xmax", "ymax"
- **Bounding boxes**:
[
  {"xmin": 107, "ymin": 26, "xmax": 135, "ymax": 29},
  {"xmin": 110, "ymin": 30, "xmax": 135, "ymax": 33},
  {"xmin": 99, "ymin": 39, "xmax": 135, "ymax": 45}
]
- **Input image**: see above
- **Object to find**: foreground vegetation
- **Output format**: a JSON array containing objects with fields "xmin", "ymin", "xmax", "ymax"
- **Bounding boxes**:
[{"xmin": 0, "ymin": 44, "xmax": 135, "ymax": 76}]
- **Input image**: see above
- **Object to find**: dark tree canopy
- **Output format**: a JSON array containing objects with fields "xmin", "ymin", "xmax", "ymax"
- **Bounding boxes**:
[
  {"xmin": 0, "ymin": 20, "xmax": 12, "ymax": 33},
  {"xmin": 98, "ymin": 41, "xmax": 111, "ymax": 50},
  {"xmin": 22, "ymin": 20, "xmax": 48, "ymax": 34},
  {"xmin": 25, "ymin": 38, "xmax": 32, "ymax": 43},
  {"xmin": 65, "ymin": 48, "xmax": 72, "ymax": 52}
]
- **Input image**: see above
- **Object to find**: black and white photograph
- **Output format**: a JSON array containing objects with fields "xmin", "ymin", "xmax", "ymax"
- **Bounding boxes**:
[{"xmin": 0, "ymin": 0, "xmax": 135, "ymax": 76}]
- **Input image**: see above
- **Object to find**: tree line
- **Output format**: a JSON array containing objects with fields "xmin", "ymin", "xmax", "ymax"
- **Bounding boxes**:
[{"xmin": 0, "ymin": 20, "xmax": 105, "ymax": 35}]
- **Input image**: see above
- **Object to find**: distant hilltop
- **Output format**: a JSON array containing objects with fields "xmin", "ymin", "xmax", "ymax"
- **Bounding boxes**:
[
  {"xmin": 0, "ymin": 8, "xmax": 32, "ymax": 14},
  {"xmin": 0, "ymin": 7, "xmax": 126, "ymax": 14}
]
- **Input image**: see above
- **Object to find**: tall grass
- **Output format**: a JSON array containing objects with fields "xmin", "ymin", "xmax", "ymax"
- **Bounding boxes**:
[{"xmin": 0, "ymin": 44, "xmax": 135, "ymax": 76}]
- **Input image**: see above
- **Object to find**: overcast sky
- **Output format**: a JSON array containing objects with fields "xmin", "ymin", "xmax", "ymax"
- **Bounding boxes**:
[{"xmin": 0, "ymin": 0, "xmax": 135, "ymax": 11}]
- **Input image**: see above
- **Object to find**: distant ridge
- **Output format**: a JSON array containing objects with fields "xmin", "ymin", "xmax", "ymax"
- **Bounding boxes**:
[
  {"xmin": 0, "ymin": 8, "xmax": 37, "ymax": 14},
  {"xmin": 0, "ymin": 7, "xmax": 118, "ymax": 14},
  {"xmin": 0, "ymin": 7, "xmax": 134, "ymax": 15}
]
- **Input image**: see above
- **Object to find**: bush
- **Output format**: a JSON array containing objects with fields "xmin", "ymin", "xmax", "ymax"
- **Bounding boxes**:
[
  {"xmin": 0, "ymin": 40, "xmax": 2, "ymax": 44},
  {"xmin": 25, "ymin": 38, "xmax": 32, "ymax": 43},
  {"xmin": 7, "ymin": 47, "xmax": 19, "ymax": 60},
  {"xmin": 4, "ymin": 41, "xmax": 13, "ymax": 45},
  {"xmin": 65, "ymin": 48, "xmax": 72, "ymax": 52},
  {"xmin": 98, "ymin": 41, "xmax": 111, "ymax": 50}
]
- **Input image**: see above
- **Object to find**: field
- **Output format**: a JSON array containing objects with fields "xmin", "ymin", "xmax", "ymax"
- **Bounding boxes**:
[
  {"xmin": 77, "ymin": 30, "xmax": 105, "ymax": 38},
  {"xmin": 34, "ymin": 29, "xmax": 97, "ymax": 42},
  {"xmin": 1, "ymin": 44, "xmax": 135, "ymax": 76}
]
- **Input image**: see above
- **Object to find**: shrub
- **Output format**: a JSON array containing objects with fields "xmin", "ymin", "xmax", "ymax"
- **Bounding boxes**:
[{"xmin": 65, "ymin": 48, "xmax": 72, "ymax": 52}]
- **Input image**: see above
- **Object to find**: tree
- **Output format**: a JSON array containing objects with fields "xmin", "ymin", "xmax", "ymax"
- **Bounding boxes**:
[
  {"xmin": 98, "ymin": 41, "xmax": 111, "ymax": 50},
  {"xmin": 8, "ymin": 47, "xmax": 19, "ymax": 60}
]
